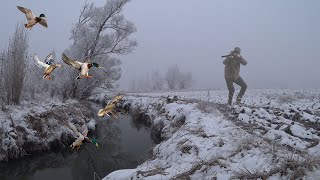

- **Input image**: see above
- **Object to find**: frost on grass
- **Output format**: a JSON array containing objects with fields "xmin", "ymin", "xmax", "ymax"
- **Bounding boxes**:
[
  {"xmin": 100, "ymin": 89, "xmax": 320, "ymax": 180},
  {"xmin": 0, "ymin": 100, "xmax": 95, "ymax": 161}
]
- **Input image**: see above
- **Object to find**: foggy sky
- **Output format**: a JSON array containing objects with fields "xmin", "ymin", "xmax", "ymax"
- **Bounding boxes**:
[{"xmin": 1, "ymin": 0, "xmax": 320, "ymax": 90}]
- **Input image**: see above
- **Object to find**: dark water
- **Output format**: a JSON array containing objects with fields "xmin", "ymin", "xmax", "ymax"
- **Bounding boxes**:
[{"xmin": 0, "ymin": 103, "xmax": 154, "ymax": 180}]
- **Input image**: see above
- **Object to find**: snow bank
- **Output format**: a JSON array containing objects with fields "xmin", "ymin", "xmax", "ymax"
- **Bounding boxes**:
[
  {"xmin": 0, "ymin": 99, "xmax": 96, "ymax": 161},
  {"xmin": 101, "ymin": 89, "xmax": 320, "ymax": 179}
]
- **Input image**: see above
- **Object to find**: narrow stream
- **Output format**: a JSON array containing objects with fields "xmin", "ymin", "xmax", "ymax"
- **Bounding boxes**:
[{"xmin": 0, "ymin": 103, "xmax": 155, "ymax": 180}]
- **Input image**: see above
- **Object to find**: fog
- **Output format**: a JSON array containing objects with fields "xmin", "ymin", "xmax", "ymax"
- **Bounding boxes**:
[{"xmin": 1, "ymin": 0, "xmax": 320, "ymax": 90}]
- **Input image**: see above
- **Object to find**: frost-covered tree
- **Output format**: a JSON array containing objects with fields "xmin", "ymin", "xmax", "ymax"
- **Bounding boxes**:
[
  {"xmin": 165, "ymin": 65, "xmax": 181, "ymax": 90},
  {"xmin": 64, "ymin": 0, "xmax": 137, "ymax": 99},
  {"xmin": 178, "ymin": 72, "xmax": 192, "ymax": 89},
  {"xmin": 0, "ymin": 25, "xmax": 28, "ymax": 105},
  {"xmin": 165, "ymin": 65, "xmax": 193, "ymax": 90},
  {"xmin": 151, "ymin": 70, "xmax": 163, "ymax": 90}
]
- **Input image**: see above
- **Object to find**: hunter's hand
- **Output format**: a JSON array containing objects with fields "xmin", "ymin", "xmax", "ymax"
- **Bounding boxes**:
[{"xmin": 235, "ymin": 54, "xmax": 241, "ymax": 58}]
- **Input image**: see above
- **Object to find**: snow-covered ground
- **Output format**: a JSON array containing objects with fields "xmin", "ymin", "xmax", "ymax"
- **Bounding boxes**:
[
  {"xmin": 0, "ymin": 99, "xmax": 96, "ymax": 161},
  {"xmin": 91, "ymin": 89, "xmax": 320, "ymax": 180}
]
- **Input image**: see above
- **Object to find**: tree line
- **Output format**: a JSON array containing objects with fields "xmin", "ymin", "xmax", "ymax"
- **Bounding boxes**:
[{"xmin": 130, "ymin": 65, "xmax": 193, "ymax": 91}]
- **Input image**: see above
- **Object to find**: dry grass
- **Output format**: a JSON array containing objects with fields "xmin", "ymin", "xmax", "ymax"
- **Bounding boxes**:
[
  {"xmin": 137, "ymin": 166, "xmax": 169, "ymax": 177},
  {"xmin": 233, "ymin": 153, "xmax": 320, "ymax": 180},
  {"xmin": 171, "ymin": 114, "xmax": 186, "ymax": 128},
  {"xmin": 278, "ymin": 93, "xmax": 296, "ymax": 104},
  {"xmin": 179, "ymin": 144, "xmax": 199, "ymax": 155},
  {"xmin": 196, "ymin": 101, "xmax": 217, "ymax": 113},
  {"xmin": 171, "ymin": 157, "xmax": 228, "ymax": 180},
  {"xmin": 232, "ymin": 168, "xmax": 268, "ymax": 180}
]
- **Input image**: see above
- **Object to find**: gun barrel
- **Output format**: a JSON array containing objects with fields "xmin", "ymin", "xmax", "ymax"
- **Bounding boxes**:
[{"xmin": 221, "ymin": 55, "xmax": 231, "ymax": 58}]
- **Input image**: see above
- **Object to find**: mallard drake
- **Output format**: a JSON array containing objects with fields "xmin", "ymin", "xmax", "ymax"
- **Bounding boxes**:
[
  {"xmin": 98, "ymin": 103, "xmax": 119, "ymax": 118},
  {"xmin": 68, "ymin": 123, "xmax": 99, "ymax": 150},
  {"xmin": 62, "ymin": 53, "xmax": 102, "ymax": 79},
  {"xmin": 110, "ymin": 95, "xmax": 123, "ymax": 104},
  {"xmin": 17, "ymin": 6, "xmax": 48, "ymax": 29},
  {"xmin": 98, "ymin": 95, "xmax": 124, "ymax": 118},
  {"xmin": 33, "ymin": 53, "xmax": 62, "ymax": 80}
]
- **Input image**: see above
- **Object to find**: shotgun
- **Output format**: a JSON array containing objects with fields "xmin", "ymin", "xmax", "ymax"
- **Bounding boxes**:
[{"xmin": 221, "ymin": 54, "xmax": 233, "ymax": 58}]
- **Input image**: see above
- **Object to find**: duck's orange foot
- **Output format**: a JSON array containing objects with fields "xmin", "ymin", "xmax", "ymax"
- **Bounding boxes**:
[
  {"xmin": 45, "ymin": 75, "xmax": 51, "ymax": 80},
  {"xmin": 85, "ymin": 75, "xmax": 93, "ymax": 78}
]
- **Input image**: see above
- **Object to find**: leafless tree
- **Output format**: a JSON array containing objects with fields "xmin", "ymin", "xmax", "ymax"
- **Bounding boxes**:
[
  {"xmin": 0, "ymin": 25, "xmax": 28, "ymax": 105},
  {"xmin": 151, "ymin": 70, "xmax": 163, "ymax": 90},
  {"xmin": 64, "ymin": 0, "xmax": 137, "ymax": 99},
  {"xmin": 129, "ymin": 79, "xmax": 136, "ymax": 91},
  {"xmin": 178, "ymin": 72, "xmax": 193, "ymax": 89},
  {"xmin": 165, "ymin": 65, "xmax": 180, "ymax": 90},
  {"xmin": 165, "ymin": 65, "xmax": 193, "ymax": 90}
]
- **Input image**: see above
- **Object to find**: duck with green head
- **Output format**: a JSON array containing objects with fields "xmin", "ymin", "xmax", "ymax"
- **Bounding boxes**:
[
  {"xmin": 62, "ymin": 53, "xmax": 102, "ymax": 79},
  {"xmin": 17, "ymin": 6, "xmax": 48, "ymax": 29},
  {"xmin": 68, "ymin": 123, "xmax": 99, "ymax": 150}
]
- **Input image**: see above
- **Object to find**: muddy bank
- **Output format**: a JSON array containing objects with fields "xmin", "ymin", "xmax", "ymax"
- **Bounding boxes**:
[{"xmin": 0, "ymin": 100, "xmax": 95, "ymax": 161}]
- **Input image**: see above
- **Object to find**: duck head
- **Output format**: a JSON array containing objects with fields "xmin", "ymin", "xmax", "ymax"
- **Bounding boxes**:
[
  {"xmin": 92, "ymin": 63, "xmax": 101, "ymax": 68},
  {"xmin": 39, "ymin": 14, "xmax": 46, "ymax": 18},
  {"xmin": 91, "ymin": 139, "xmax": 99, "ymax": 148},
  {"xmin": 88, "ymin": 62, "xmax": 102, "ymax": 69}
]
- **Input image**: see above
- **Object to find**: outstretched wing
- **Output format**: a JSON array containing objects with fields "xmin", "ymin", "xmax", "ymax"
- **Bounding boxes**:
[
  {"xmin": 98, "ymin": 104, "xmax": 116, "ymax": 117},
  {"xmin": 45, "ymin": 53, "xmax": 54, "ymax": 65},
  {"xmin": 38, "ymin": 18, "xmax": 48, "ymax": 28},
  {"xmin": 33, "ymin": 54, "xmax": 49, "ymax": 68},
  {"xmin": 62, "ymin": 53, "xmax": 82, "ymax": 70},
  {"xmin": 80, "ymin": 125, "xmax": 88, "ymax": 137},
  {"xmin": 98, "ymin": 108, "xmax": 109, "ymax": 117},
  {"xmin": 67, "ymin": 122, "xmax": 79, "ymax": 135},
  {"xmin": 111, "ymin": 95, "xmax": 123, "ymax": 104},
  {"xmin": 17, "ymin": 6, "xmax": 35, "ymax": 21}
]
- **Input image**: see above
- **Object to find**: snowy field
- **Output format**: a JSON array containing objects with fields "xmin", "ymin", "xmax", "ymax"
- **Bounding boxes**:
[{"xmin": 92, "ymin": 89, "xmax": 320, "ymax": 180}]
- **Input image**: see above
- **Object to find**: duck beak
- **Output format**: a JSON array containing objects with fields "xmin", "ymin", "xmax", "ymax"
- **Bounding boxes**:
[{"xmin": 96, "ymin": 143, "xmax": 99, "ymax": 148}]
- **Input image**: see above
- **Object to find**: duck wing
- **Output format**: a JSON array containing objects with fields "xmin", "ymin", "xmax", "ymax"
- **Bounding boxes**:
[
  {"xmin": 81, "ymin": 128, "xmax": 88, "ymax": 137},
  {"xmin": 62, "ymin": 53, "xmax": 82, "ymax": 70},
  {"xmin": 33, "ymin": 54, "xmax": 49, "ymax": 68},
  {"xmin": 67, "ymin": 122, "xmax": 79, "ymax": 135},
  {"xmin": 80, "ymin": 124, "xmax": 89, "ymax": 137},
  {"xmin": 17, "ymin": 6, "xmax": 35, "ymax": 21},
  {"xmin": 98, "ymin": 108, "xmax": 108, "ymax": 117},
  {"xmin": 45, "ymin": 53, "xmax": 54, "ymax": 65},
  {"xmin": 98, "ymin": 104, "xmax": 115, "ymax": 117},
  {"xmin": 38, "ymin": 18, "xmax": 48, "ymax": 28}
]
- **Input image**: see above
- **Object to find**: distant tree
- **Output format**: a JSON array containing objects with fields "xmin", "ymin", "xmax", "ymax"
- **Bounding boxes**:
[
  {"xmin": 165, "ymin": 65, "xmax": 180, "ymax": 90},
  {"xmin": 64, "ymin": 0, "xmax": 137, "ymax": 99},
  {"xmin": 178, "ymin": 72, "xmax": 192, "ymax": 89},
  {"xmin": 0, "ymin": 51, "xmax": 5, "ymax": 108},
  {"xmin": 130, "ymin": 79, "xmax": 136, "ymax": 91},
  {"xmin": 165, "ymin": 65, "xmax": 193, "ymax": 90},
  {"xmin": 0, "ymin": 25, "xmax": 28, "ymax": 105},
  {"xmin": 151, "ymin": 70, "xmax": 163, "ymax": 90}
]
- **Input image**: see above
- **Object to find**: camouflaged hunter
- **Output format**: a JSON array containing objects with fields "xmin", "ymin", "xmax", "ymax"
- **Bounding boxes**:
[{"xmin": 223, "ymin": 47, "xmax": 248, "ymax": 105}]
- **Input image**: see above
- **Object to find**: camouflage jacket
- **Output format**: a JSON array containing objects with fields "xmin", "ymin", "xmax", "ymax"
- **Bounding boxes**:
[{"xmin": 223, "ymin": 52, "xmax": 247, "ymax": 80}]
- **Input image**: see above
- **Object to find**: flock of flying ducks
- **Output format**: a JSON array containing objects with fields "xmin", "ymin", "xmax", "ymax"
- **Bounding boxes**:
[
  {"xmin": 17, "ymin": 6, "xmax": 124, "ymax": 150},
  {"xmin": 17, "ymin": 6, "xmax": 103, "ymax": 80}
]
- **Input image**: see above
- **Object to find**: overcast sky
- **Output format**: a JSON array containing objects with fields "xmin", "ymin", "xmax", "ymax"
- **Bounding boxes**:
[{"xmin": 1, "ymin": 0, "xmax": 320, "ymax": 90}]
